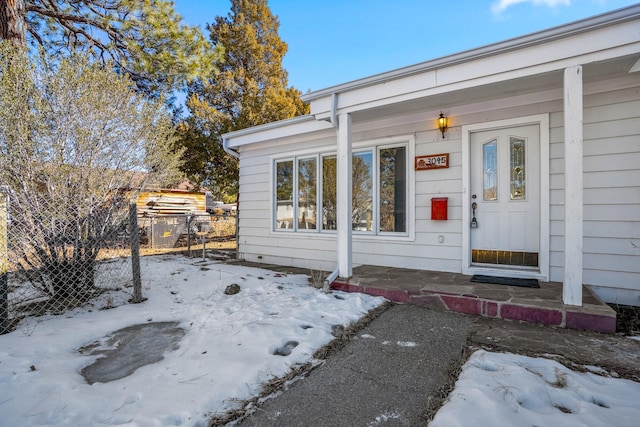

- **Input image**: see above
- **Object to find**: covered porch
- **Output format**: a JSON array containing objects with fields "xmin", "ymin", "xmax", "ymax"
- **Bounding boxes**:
[{"xmin": 331, "ymin": 265, "xmax": 616, "ymax": 334}]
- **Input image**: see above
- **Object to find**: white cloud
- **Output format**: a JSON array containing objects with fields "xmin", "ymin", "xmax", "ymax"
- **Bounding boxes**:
[{"xmin": 492, "ymin": 0, "xmax": 571, "ymax": 15}]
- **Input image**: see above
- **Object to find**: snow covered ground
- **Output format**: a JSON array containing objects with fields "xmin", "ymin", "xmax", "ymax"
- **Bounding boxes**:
[
  {"xmin": 1, "ymin": 254, "xmax": 639, "ymax": 427},
  {"xmin": 0, "ymin": 255, "xmax": 384, "ymax": 426},
  {"xmin": 430, "ymin": 350, "xmax": 640, "ymax": 427}
]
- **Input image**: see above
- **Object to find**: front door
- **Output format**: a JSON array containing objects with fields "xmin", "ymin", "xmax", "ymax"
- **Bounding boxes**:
[{"xmin": 470, "ymin": 125, "xmax": 540, "ymax": 270}]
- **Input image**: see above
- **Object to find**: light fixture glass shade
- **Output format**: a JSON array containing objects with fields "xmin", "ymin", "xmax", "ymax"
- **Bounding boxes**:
[{"xmin": 438, "ymin": 112, "xmax": 448, "ymax": 138}]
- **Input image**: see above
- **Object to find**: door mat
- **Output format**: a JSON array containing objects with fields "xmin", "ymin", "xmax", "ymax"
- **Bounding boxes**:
[{"xmin": 471, "ymin": 274, "xmax": 540, "ymax": 288}]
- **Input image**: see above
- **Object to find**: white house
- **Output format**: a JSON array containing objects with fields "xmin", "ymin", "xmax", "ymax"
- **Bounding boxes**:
[{"xmin": 223, "ymin": 5, "xmax": 640, "ymax": 308}]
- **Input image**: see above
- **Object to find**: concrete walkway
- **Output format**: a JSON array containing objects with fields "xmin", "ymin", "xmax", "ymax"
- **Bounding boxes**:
[
  {"xmin": 239, "ymin": 303, "xmax": 640, "ymax": 427},
  {"xmin": 240, "ymin": 304, "xmax": 474, "ymax": 426}
]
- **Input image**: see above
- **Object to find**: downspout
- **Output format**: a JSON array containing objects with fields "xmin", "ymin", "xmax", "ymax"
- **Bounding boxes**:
[
  {"xmin": 223, "ymin": 138, "xmax": 241, "ymax": 259},
  {"xmin": 330, "ymin": 92, "xmax": 338, "ymax": 128},
  {"xmin": 323, "ymin": 267, "xmax": 339, "ymax": 293}
]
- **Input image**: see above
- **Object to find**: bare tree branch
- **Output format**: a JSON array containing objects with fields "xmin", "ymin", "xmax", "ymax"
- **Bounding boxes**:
[{"xmin": 4, "ymin": 1, "xmax": 222, "ymax": 98}]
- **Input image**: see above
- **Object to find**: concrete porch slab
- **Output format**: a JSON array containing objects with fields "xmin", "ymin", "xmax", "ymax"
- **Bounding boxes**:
[{"xmin": 332, "ymin": 266, "xmax": 617, "ymax": 334}]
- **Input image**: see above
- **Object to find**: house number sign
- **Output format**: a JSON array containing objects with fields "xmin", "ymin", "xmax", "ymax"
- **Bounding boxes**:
[{"xmin": 415, "ymin": 153, "xmax": 449, "ymax": 170}]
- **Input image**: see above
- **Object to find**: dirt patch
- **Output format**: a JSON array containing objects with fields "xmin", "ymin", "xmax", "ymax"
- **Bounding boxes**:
[{"xmin": 78, "ymin": 321, "xmax": 185, "ymax": 385}]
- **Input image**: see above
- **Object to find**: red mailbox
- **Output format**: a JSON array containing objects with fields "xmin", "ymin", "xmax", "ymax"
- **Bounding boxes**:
[{"xmin": 431, "ymin": 197, "xmax": 448, "ymax": 220}]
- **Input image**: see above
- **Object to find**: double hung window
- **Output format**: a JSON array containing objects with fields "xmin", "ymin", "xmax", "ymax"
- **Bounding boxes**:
[{"xmin": 274, "ymin": 141, "xmax": 409, "ymax": 235}]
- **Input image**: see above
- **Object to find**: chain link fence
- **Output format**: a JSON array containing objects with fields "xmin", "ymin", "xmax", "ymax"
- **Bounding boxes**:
[
  {"xmin": 0, "ymin": 191, "xmax": 238, "ymax": 335},
  {"xmin": 138, "ymin": 212, "xmax": 237, "ymax": 259},
  {"xmin": 0, "ymin": 187, "xmax": 141, "ymax": 335}
]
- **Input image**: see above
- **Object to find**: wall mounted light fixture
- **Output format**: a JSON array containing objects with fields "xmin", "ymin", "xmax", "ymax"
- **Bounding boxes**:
[{"xmin": 438, "ymin": 112, "xmax": 448, "ymax": 139}]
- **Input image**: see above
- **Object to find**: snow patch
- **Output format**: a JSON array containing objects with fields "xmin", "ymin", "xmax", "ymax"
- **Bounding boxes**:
[
  {"xmin": 368, "ymin": 410, "xmax": 402, "ymax": 426},
  {"xmin": 430, "ymin": 350, "xmax": 640, "ymax": 427}
]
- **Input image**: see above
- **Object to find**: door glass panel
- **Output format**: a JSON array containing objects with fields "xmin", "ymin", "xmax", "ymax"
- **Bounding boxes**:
[
  {"xmin": 275, "ymin": 160, "xmax": 294, "ymax": 229},
  {"xmin": 483, "ymin": 140, "xmax": 497, "ymax": 201},
  {"xmin": 510, "ymin": 137, "xmax": 526, "ymax": 200},
  {"xmin": 321, "ymin": 155, "xmax": 336, "ymax": 230},
  {"xmin": 353, "ymin": 151, "xmax": 373, "ymax": 232},
  {"xmin": 298, "ymin": 157, "xmax": 317, "ymax": 229}
]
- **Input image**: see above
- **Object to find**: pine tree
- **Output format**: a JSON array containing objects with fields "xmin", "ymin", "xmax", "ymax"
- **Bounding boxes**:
[
  {"xmin": 0, "ymin": 0, "xmax": 221, "ymax": 98},
  {"xmin": 180, "ymin": 0, "xmax": 309, "ymax": 200}
]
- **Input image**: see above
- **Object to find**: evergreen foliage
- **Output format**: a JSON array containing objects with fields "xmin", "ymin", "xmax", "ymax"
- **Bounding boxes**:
[
  {"xmin": 180, "ymin": 0, "xmax": 309, "ymax": 200},
  {"xmin": 0, "ymin": 0, "xmax": 222, "ymax": 97}
]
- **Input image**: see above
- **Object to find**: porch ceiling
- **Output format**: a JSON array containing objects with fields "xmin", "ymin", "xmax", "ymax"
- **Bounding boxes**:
[{"xmin": 348, "ymin": 54, "xmax": 639, "ymax": 123}]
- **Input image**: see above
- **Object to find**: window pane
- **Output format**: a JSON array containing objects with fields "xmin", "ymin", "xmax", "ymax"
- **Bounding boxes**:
[
  {"xmin": 379, "ymin": 147, "xmax": 406, "ymax": 232},
  {"xmin": 483, "ymin": 140, "xmax": 498, "ymax": 201},
  {"xmin": 353, "ymin": 151, "xmax": 373, "ymax": 232},
  {"xmin": 298, "ymin": 157, "xmax": 317, "ymax": 229},
  {"xmin": 275, "ymin": 160, "xmax": 293, "ymax": 229},
  {"xmin": 510, "ymin": 137, "xmax": 526, "ymax": 200},
  {"xmin": 322, "ymin": 155, "xmax": 337, "ymax": 230}
]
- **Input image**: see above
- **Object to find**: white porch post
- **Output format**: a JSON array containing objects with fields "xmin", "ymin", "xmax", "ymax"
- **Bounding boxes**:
[
  {"xmin": 563, "ymin": 65, "xmax": 583, "ymax": 306},
  {"xmin": 337, "ymin": 113, "xmax": 353, "ymax": 278}
]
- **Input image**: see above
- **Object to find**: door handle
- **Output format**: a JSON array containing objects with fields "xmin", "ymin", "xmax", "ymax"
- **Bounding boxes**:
[{"xmin": 470, "ymin": 202, "xmax": 478, "ymax": 229}]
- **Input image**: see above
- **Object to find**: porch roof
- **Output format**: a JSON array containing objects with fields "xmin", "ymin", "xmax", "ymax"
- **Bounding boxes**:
[{"xmin": 224, "ymin": 4, "xmax": 640, "ymax": 149}]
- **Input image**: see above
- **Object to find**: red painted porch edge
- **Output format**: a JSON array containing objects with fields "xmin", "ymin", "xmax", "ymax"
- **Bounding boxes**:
[{"xmin": 331, "ymin": 280, "xmax": 615, "ymax": 334}]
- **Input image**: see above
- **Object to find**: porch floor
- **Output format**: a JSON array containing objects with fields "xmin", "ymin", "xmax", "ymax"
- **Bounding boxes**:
[{"xmin": 331, "ymin": 265, "xmax": 617, "ymax": 334}]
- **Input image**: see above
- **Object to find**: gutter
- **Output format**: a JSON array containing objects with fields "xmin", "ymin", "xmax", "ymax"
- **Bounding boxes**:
[
  {"xmin": 323, "ymin": 267, "xmax": 339, "ymax": 293},
  {"xmin": 222, "ymin": 137, "xmax": 239, "ymax": 159},
  {"xmin": 221, "ymin": 115, "xmax": 318, "ymax": 139}
]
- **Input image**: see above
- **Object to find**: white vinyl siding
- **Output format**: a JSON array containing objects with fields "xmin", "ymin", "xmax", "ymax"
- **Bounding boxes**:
[
  {"xmin": 582, "ymin": 96, "xmax": 640, "ymax": 293},
  {"xmin": 547, "ymin": 86, "xmax": 640, "ymax": 303},
  {"xmin": 236, "ymin": 77, "xmax": 640, "ymax": 304}
]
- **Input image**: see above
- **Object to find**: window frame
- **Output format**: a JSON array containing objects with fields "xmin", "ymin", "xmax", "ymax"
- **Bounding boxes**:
[
  {"xmin": 271, "ymin": 135, "xmax": 414, "ymax": 239},
  {"xmin": 274, "ymin": 158, "xmax": 295, "ymax": 231},
  {"xmin": 377, "ymin": 142, "xmax": 409, "ymax": 236}
]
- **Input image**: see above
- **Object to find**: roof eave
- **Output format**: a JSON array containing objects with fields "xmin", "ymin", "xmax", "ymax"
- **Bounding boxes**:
[
  {"xmin": 223, "ymin": 115, "xmax": 334, "ymax": 147},
  {"xmin": 301, "ymin": 4, "xmax": 640, "ymax": 103}
]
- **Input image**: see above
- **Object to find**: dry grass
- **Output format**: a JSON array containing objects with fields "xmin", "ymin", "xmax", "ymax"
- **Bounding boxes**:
[
  {"xmin": 422, "ymin": 345, "xmax": 475, "ymax": 423},
  {"xmin": 97, "ymin": 240, "xmax": 237, "ymax": 260},
  {"xmin": 309, "ymin": 269, "xmax": 325, "ymax": 289},
  {"xmin": 610, "ymin": 303, "xmax": 640, "ymax": 335}
]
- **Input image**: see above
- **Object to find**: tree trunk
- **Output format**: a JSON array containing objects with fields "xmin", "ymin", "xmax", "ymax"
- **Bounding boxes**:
[{"xmin": 0, "ymin": 0, "xmax": 26, "ymax": 45}]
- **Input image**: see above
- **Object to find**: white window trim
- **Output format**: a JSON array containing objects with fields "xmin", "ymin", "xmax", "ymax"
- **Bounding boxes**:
[
  {"xmin": 296, "ymin": 155, "xmax": 319, "ymax": 233},
  {"xmin": 273, "ymin": 158, "xmax": 295, "ymax": 232},
  {"xmin": 270, "ymin": 134, "xmax": 415, "ymax": 241}
]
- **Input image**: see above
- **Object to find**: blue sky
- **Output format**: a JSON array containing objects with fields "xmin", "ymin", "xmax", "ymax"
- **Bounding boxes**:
[{"xmin": 174, "ymin": 0, "xmax": 638, "ymax": 93}]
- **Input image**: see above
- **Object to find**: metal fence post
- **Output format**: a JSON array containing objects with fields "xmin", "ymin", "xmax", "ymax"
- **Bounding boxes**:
[
  {"xmin": 0, "ymin": 190, "xmax": 8, "ymax": 334},
  {"xmin": 186, "ymin": 213, "xmax": 193, "ymax": 257},
  {"xmin": 129, "ymin": 201, "xmax": 144, "ymax": 303}
]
